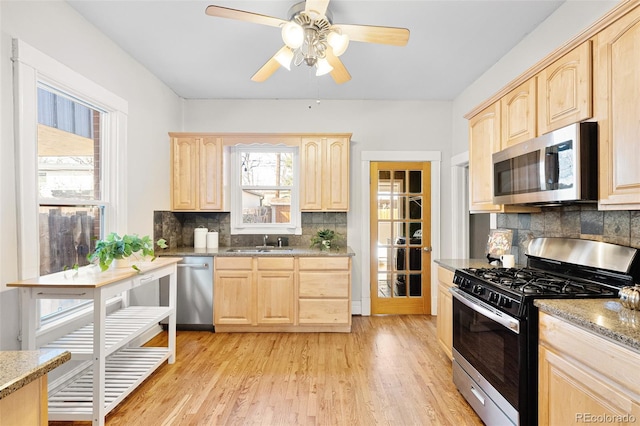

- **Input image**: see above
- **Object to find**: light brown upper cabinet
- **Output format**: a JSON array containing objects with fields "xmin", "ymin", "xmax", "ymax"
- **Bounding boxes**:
[
  {"xmin": 300, "ymin": 136, "xmax": 350, "ymax": 211},
  {"xmin": 170, "ymin": 134, "xmax": 223, "ymax": 211},
  {"xmin": 469, "ymin": 102, "xmax": 503, "ymax": 213},
  {"xmin": 500, "ymin": 78, "xmax": 537, "ymax": 148},
  {"xmin": 537, "ymin": 41, "xmax": 592, "ymax": 135},
  {"xmin": 594, "ymin": 5, "xmax": 640, "ymax": 210}
]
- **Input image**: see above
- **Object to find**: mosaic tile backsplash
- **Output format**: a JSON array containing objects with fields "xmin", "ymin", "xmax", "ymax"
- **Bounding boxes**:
[
  {"xmin": 154, "ymin": 211, "xmax": 348, "ymax": 249},
  {"xmin": 497, "ymin": 205, "xmax": 640, "ymax": 264}
]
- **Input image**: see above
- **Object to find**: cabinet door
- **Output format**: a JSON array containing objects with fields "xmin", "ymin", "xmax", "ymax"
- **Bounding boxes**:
[
  {"xmin": 199, "ymin": 136, "xmax": 223, "ymax": 210},
  {"xmin": 436, "ymin": 267, "xmax": 454, "ymax": 360},
  {"xmin": 300, "ymin": 137, "xmax": 350, "ymax": 211},
  {"xmin": 256, "ymin": 271, "xmax": 295, "ymax": 324},
  {"xmin": 324, "ymin": 137, "xmax": 350, "ymax": 210},
  {"xmin": 469, "ymin": 102, "xmax": 503, "ymax": 213},
  {"xmin": 214, "ymin": 270, "xmax": 253, "ymax": 325},
  {"xmin": 537, "ymin": 41, "xmax": 592, "ymax": 135},
  {"xmin": 171, "ymin": 137, "xmax": 198, "ymax": 210},
  {"xmin": 501, "ymin": 78, "xmax": 537, "ymax": 148},
  {"xmin": 300, "ymin": 138, "xmax": 323, "ymax": 210},
  {"xmin": 595, "ymin": 6, "xmax": 640, "ymax": 210}
]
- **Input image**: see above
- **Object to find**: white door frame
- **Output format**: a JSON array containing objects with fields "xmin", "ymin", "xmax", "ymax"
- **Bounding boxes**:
[
  {"xmin": 360, "ymin": 151, "xmax": 441, "ymax": 316},
  {"xmin": 451, "ymin": 151, "xmax": 469, "ymax": 259}
]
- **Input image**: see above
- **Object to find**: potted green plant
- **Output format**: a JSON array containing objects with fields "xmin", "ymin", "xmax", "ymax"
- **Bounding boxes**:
[
  {"xmin": 87, "ymin": 232, "xmax": 167, "ymax": 272},
  {"xmin": 310, "ymin": 228, "xmax": 341, "ymax": 251}
]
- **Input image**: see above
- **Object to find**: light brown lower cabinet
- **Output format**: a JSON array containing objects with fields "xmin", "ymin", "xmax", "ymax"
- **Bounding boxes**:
[
  {"xmin": 256, "ymin": 257, "xmax": 295, "ymax": 325},
  {"xmin": 436, "ymin": 266, "xmax": 454, "ymax": 360},
  {"xmin": 214, "ymin": 257, "xmax": 254, "ymax": 325},
  {"xmin": 0, "ymin": 376, "xmax": 47, "ymax": 426},
  {"xmin": 298, "ymin": 257, "xmax": 351, "ymax": 331},
  {"xmin": 214, "ymin": 256, "xmax": 351, "ymax": 332},
  {"xmin": 538, "ymin": 312, "xmax": 640, "ymax": 425}
]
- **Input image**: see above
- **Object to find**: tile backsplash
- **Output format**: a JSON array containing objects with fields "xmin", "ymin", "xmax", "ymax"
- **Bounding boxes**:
[
  {"xmin": 497, "ymin": 204, "xmax": 640, "ymax": 264},
  {"xmin": 154, "ymin": 211, "xmax": 347, "ymax": 249}
]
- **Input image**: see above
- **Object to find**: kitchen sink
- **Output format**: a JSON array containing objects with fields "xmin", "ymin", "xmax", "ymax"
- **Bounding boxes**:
[{"xmin": 226, "ymin": 248, "xmax": 294, "ymax": 253}]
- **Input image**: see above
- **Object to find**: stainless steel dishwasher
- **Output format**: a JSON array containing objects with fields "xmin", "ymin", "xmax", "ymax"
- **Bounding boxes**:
[{"xmin": 161, "ymin": 256, "xmax": 214, "ymax": 331}]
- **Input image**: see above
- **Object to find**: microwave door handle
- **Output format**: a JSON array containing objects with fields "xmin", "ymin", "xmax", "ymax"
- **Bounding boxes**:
[
  {"xmin": 450, "ymin": 288, "xmax": 520, "ymax": 334},
  {"xmin": 544, "ymin": 146, "xmax": 559, "ymax": 190}
]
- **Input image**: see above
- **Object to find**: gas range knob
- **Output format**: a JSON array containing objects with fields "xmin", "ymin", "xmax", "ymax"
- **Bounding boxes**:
[
  {"xmin": 489, "ymin": 292, "xmax": 499, "ymax": 303},
  {"xmin": 499, "ymin": 296, "xmax": 512, "ymax": 308},
  {"xmin": 472, "ymin": 285, "xmax": 485, "ymax": 295}
]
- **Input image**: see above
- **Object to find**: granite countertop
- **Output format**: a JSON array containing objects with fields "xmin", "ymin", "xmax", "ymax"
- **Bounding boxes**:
[
  {"xmin": 160, "ymin": 246, "xmax": 355, "ymax": 257},
  {"xmin": 434, "ymin": 258, "xmax": 524, "ymax": 272},
  {"xmin": 0, "ymin": 349, "xmax": 71, "ymax": 399},
  {"xmin": 535, "ymin": 299, "xmax": 640, "ymax": 353}
]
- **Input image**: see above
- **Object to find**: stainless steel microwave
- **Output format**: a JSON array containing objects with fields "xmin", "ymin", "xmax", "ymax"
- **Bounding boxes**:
[{"xmin": 492, "ymin": 122, "xmax": 598, "ymax": 205}]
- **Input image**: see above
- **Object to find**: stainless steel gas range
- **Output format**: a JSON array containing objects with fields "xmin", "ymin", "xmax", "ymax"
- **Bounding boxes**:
[{"xmin": 451, "ymin": 237, "xmax": 640, "ymax": 426}]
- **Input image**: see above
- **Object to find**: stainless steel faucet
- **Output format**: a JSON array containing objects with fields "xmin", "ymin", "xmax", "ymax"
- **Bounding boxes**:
[{"xmin": 263, "ymin": 235, "xmax": 268, "ymax": 246}]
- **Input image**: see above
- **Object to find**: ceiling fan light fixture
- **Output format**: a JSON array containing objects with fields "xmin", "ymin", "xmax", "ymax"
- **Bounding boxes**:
[
  {"xmin": 315, "ymin": 58, "xmax": 333, "ymax": 76},
  {"xmin": 274, "ymin": 47, "xmax": 294, "ymax": 70},
  {"xmin": 327, "ymin": 31, "xmax": 349, "ymax": 57},
  {"xmin": 281, "ymin": 21, "xmax": 304, "ymax": 49}
]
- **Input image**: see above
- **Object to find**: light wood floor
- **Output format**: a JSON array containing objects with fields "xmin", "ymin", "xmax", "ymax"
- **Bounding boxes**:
[{"xmin": 50, "ymin": 315, "xmax": 483, "ymax": 426}]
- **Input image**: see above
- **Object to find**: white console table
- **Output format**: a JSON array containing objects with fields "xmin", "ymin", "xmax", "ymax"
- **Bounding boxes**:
[{"xmin": 8, "ymin": 257, "xmax": 181, "ymax": 426}]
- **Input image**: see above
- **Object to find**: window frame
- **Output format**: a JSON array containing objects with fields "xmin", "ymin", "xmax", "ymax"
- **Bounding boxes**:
[
  {"xmin": 12, "ymin": 38, "xmax": 128, "ymax": 324},
  {"xmin": 230, "ymin": 144, "xmax": 301, "ymax": 235}
]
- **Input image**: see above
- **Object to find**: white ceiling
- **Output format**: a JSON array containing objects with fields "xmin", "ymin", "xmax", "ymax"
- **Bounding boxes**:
[{"xmin": 67, "ymin": 0, "xmax": 564, "ymax": 101}]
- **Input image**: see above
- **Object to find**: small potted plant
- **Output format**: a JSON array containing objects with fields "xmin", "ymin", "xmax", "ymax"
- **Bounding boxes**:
[
  {"xmin": 310, "ymin": 228, "xmax": 341, "ymax": 251},
  {"xmin": 87, "ymin": 232, "xmax": 167, "ymax": 272}
]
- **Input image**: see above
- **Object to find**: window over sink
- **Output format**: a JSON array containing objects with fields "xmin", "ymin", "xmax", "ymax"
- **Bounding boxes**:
[{"xmin": 230, "ymin": 145, "xmax": 301, "ymax": 235}]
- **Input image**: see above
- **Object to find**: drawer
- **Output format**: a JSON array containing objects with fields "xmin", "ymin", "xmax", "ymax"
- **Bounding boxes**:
[
  {"xmin": 437, "ymin": 266, "xmax": 455, "ymax": 288},
  {"xmin": 299, "ymin": 256, "xmax": 350, "ymax": 270},
  {"xmin": 299, "ymin": 272, "xmax": 349, "ymax": 298},
  {"xmin": 299, "ymin": 299, "xmax": 350, "ymax": 324},
  {"xmin": 215, "ymin": 257, "xmax": 253, "ymax": 270},
  {"xmin": 257, "ymin": 257, "xmax": 294, "ymax": 270}
]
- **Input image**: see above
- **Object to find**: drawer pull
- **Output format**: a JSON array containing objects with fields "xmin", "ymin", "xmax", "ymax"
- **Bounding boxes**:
[{"xmin": 470, "ymin": 386, "xmax": 485, "ymax": 406}]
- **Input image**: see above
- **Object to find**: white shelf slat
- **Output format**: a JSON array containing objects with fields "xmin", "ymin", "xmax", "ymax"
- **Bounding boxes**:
[
  {"xmin": 41, "ymin": 306, "xmax": 172, "ymax": 360},
  {"xmin": 48, "ymin": 347, "xmax": 170, "ymax": 421}
]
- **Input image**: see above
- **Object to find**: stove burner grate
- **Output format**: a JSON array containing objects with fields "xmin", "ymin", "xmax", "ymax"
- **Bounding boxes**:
[{"xmin": 465, "ymin": 267, "xmax": 618, "ymax": 297}]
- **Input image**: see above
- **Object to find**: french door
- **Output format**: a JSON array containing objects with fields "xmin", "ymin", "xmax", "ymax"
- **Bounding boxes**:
[{"xmin": 370, "ymin": 162, "xmax": 431, "ymax": 314}]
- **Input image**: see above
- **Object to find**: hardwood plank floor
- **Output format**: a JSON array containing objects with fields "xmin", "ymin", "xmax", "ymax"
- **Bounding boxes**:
[{"xmin": 50, "ymin": 315, "xmax": 482, "ymax": 426}]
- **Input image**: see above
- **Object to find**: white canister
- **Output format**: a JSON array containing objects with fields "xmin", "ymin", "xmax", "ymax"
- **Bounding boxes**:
[
  {"xmin": 206, "ymin": 231, "xmax": 219, "ymax": 249},
  {"xmin": 194, "ymin": 227, "xmax": 208, "ymax": 248}
]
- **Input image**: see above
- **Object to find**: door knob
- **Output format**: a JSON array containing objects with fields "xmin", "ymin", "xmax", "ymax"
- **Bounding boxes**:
[{"xmin": 423, "ymin": 247, "xmax": 432, "ymax": 252}]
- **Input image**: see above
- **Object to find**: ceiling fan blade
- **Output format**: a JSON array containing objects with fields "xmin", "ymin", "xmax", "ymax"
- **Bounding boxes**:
[
  {"xmin": 326, "ymin": 49, "xmax": 351, "ymax": 84},
  {"xmin": 305, "ymin": 0, "xmax": 330, "ymax": 18},
  {"xmin": 334, "ymin": 24, "xmax": 410, "ymax": 46},
  {"xmin": 251, "ymin": 47, "xmax": 287, "ymax": 82},
  {"xmin": 205, "ymin": 5, "xmax": 286, "ymax": 28}
]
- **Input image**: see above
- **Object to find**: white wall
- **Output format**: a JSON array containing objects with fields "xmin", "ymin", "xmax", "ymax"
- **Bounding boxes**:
[
  {"xmin": 0, "ymin": 1, "xmax": 182, "ymax": 349},
  {"xmin": 451, "ymin": 0, "xmax": 618, "ymax": 156},
  {"xmin": 183, "ymin": 99, "xmax": 453, "ymax": 303}
]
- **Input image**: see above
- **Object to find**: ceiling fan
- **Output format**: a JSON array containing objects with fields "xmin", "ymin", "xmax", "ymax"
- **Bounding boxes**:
[{"xmin": 205, "ymin": 0, "xmax": 410, "ymax": 84}]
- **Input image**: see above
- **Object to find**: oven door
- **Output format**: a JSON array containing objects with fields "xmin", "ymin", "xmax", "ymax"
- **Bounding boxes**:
[{"xmin": 451, "ymin": 288, "xmax": 525, "ymax": 424}]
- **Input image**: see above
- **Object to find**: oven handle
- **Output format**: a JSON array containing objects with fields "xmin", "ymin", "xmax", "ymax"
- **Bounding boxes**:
[{"xmin": 450, "ymin": 287, "xmax": 520, "ymax": 334}]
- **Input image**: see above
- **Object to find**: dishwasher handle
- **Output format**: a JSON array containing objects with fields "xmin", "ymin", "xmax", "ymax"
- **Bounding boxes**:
[{"xmin": 177, "ymin": 263, "xmax": 209, "ymax": 269}]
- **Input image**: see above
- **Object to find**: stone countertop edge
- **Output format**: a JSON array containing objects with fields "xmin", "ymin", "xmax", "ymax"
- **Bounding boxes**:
[
  {"xmin": 434, "ymin": 258, "xmax": 525, "ymax": 272},
  {"xmin": 534, "ymin": 299, "xmax": 640, "ymax": 353},
  {"xmin": 159, "ymin": 246, "xmax": 356, "ymax": 257},
  {"xmin": 0, "ymin": 349, "xmax": 71, "ymax": 399}
]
